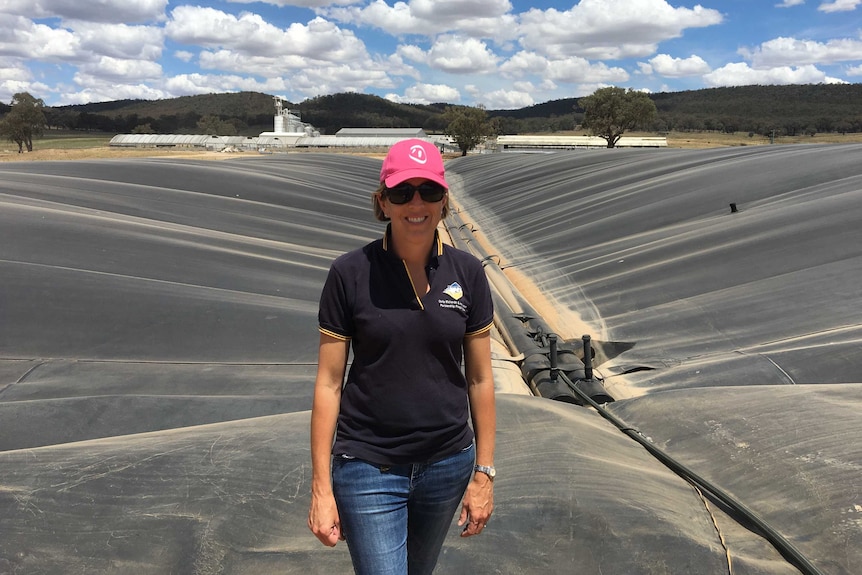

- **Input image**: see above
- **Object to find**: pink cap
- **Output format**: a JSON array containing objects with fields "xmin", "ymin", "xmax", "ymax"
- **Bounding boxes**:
[{"xmin": 380, "ymin": 139, "xmax": 448, "ymax": 189}]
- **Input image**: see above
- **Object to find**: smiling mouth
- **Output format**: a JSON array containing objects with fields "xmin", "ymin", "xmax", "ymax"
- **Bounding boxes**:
[{"xmin": 406, "ymin": 216, "xmax": 428, "ymax": 223}]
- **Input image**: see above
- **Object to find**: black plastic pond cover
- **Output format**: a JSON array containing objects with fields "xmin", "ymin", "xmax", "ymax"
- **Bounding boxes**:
[{"xmin": 1, "ymin": 146, "xmax": 860, "ymax": 574}]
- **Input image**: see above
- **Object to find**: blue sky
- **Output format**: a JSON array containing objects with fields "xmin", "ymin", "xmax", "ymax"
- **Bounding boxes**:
[{"xmin": 1, "ymin": 0, "xmax": 860, "ymax": 109}]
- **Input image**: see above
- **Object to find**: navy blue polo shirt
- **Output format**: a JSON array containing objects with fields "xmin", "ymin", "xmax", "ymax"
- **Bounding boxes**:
[{"xmin": 318, "ymin": 226, "xmax": 494, "ymax": 465}]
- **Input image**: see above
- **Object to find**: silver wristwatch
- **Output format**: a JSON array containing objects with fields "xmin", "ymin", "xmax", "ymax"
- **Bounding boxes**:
[{"xmin": 474, "ymin": 464, "xmax": 496, "ymax": 480}]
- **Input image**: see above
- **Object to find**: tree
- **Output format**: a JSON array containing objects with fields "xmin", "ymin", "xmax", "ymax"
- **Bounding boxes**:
[
  {"xmin": 193, "ymin": 114, "xmax": 239, "ymax": 135},
  {"xmin": 578, "ymin": 87, "xmax": 657, "ymax": 148},
  {"xmin": 442, "ymin": 105, "xmax": 497, "ymax": 156},
  {"xmin": 132, "ymin": 123, "xmax": 155, "ymax": 134},
  {"xmin": 0, "ymin": 92, "xmax": 47, "ymax": 153}
]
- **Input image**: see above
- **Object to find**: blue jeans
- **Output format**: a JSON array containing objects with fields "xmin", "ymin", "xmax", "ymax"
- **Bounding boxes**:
[{"xmin": 332, "ymin": 443, "xmax": 475, "ymax": 575}]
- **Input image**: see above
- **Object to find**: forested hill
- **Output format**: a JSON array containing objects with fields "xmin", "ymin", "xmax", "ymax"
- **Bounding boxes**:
[{"xmin": 40, "ymin": 83, "xmax": 862, "ymax": 137}]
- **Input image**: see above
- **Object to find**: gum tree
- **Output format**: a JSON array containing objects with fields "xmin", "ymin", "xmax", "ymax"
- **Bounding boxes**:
[
  {"xmin": 443, "ymin": 105, "xmax": 498, "ymax": 156},
  {"xmin": 0, "ymin": 92, "xmax": 47, "ymax": 153},
  {"xmin": 578, "ymin": 87, "xmax": 657, "ymax": 148}
]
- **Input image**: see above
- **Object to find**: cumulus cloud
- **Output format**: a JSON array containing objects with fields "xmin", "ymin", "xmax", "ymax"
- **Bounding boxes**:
[
  {"xmin": 425, "ymin": 35, "xmax": 499, "ymax": 74},
  {"xmin": 818, "ymin": 0, "xmax": 861, "ymax": 12},
  {"xmin": 0, "ymin": 65, "xmax": 52, "ymax": 103},
  {"xmin": 742, "ymin": 36, "xmax": 862, "ymax": 67},
  {"xmin": 322, "ymin": 0, "xmax": 518, "ymax": 41},
  {"xmin": 1, "ymin": 0, "xmax": 168, "ymax": 24},
  {"xmin": 71, "ymin": 22, "xmax": 164, "ymax": 61},
  {"xmin": 164, "ymin": 73, "xmax": 288, "ymax": 97},
  {"xmin": 166, "ymin": 7, "xmax": 368, "ymax": 62},
  {"xmin": 77, "ymin": 56, "xmax": 163, "ymax": 82},
  {"xmin": 477, "ymin": 88, "xmax": 534, "ymax": 109},
  {"xmin": 500, "ymin": 51, "xmax": 628, "ymax": 85},
  {"xmin": 500, "ymin": 51, "xmax": 550, "ymax": 78},
  {"xmin": 518, "ymin": 0, "xmax": 723, "ymax": 59},
  {"xmin": 645, "ymin": 54, "xmax": 711, "ymax": 77},
  {"xmin": 385, "ymin": 82, "xmax": 460, "ymax": 104},
  {"xmin": 545, "ymin": 57, "xmax": 629, "ymax": 84},
  {"xmin": 0, "ymin": 15, "xmax": 81, "ymax": 60},
  {"xmin": 704, "ymin": 62, "xmax": 847, "ymax": 86},
  {"xmin": 59, "ymin": 81, "xmax": 170, "ymax": 105},
  {"xmin": 229, "ymin": 0, "xmax": 359, "ymax": 7},
  {"xmin": 4, "ymin": 0, "xmax": 859, "ymax": 108}
]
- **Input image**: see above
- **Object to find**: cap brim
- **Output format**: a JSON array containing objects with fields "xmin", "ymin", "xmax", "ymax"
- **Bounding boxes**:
[{"xmin": 384, "ymin": 169, "xmax": 449, "ymax": 189}]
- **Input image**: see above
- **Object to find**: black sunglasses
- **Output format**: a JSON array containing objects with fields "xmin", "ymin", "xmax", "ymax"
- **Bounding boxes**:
[{"xmin": 384, "ymin": 182, "xmax": 447, "ymax": 204}]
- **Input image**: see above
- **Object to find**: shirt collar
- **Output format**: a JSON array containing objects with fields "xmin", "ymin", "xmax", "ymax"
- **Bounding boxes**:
[{"xmin": 382, "ymin": 224, "xmax": 444, "ymax": 260}]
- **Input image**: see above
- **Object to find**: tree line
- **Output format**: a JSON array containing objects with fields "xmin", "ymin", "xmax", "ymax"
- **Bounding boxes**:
[{"xmin": 3, "ymin": 84, "xmax": 862, "ymax": 152}]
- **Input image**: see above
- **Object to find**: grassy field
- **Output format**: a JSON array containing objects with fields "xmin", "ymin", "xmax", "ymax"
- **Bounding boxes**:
[
  {"xmin": 0, "ymin": 132, "xmax": 229, "ymax": 162},
  {"xmin": 3, "ymin": 130, "xmax": 862, "ymax": 162},
  {"xmin": 664, "ymin": 130, "xmax": 862, "ymax": 148}
]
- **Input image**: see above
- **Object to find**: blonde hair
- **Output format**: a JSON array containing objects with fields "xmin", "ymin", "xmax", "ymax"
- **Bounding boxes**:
[{"xmin": 373, "ymin": 182, "xmax": 450, "ymax": 222}]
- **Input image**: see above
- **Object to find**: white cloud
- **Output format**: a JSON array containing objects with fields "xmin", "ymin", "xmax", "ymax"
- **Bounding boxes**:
[
  {"xmin": 518, "ymin": 0, "xmax": 723, "ymax": 59},
  {"xmin": 166, "ymin": 7, "xmax": 368, "ymax": 62},
  {"xmin": 322, "ymin": 0, "xmax": 518, "ymax": 41},
  {"xmin": 385, "ymin": 82, "xmax": 460, "ymax": 104},
  {"xmin": 2, "ymin": 0, "xmax": 168, "ymax": 24},
  {"xmin": 646, "ymin": 54, "xmax": 711, "ymax": 77},
  {"xmin": 499, "ymin": 51, "xmax": 549, "ymax": 78},
  {"xmin": 703, "ymin": 62, "xmax": 847, "ymax": 86},
  {"xmin": 58, "ymin": 82, "xmax": 170, "ymax": 105},
  {"xmin": 818, "ymin": 0, "xmax": 861, "ymax": 12},
  {"xmin": 0, "ymin": 65, "xmax": 52, "ymax": 103},
  {"xmin": 743, "ymin": 36, "xmax": 862, "ymax": 67},
  {"xmin": 572, "ymin": 82, "xmax": 615, "ymax": 98},
  {"xmin": 0, "ymin": 15, "xmax": 81, "ymax": 60},
  {"xmin": 71, "ymin": 22, "xmax": 164, "ymax": 61},
  {"xmin": 500, "ymin": 51, "xmax": 628, "ymax": 85},
  {"xmin": 293, "ymin": 64, "xmax": 398, "ymax": 98},
  {"xmin": 3, "ymin": 0, "xmax": 858, "ymax": 108},
  {"xmin": 77, "ymin": 56, "xmax": 163, "ymax": 82},
  {"xmin": 229, "ymin": 0, "xmax": 360, "ymax": 7},
  {"xmin": 477, "ymin": 88, "xmax": 534, "ymax": 110},
  {"xmin": 545, "ymin": 57, "xmax": 629, "ymax": 84},
  {"xmin": 425, "ymin": 35, "xmax": 499, "ymax": 74},
  {"xmin": 396, "ymin": 44, "xmax": 427, "ymax": 64},
  {"xmin": 164, "ymin": 73, "xmax": 288, "ymax": 96}
]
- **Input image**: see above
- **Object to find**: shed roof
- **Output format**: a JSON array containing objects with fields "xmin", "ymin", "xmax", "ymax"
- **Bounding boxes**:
[{"xmin": 335, "ymin": 128, "xmax": 427, "ymax": 138}]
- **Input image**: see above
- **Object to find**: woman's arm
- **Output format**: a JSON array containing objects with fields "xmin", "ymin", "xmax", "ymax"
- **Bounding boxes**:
[
  {"xmin": 458, "ymin": 329, "xmax": 496, "ymax": 537},
  {"xmin": 308, "ymin": 332, "xmax": 349, "ymax": 546}
]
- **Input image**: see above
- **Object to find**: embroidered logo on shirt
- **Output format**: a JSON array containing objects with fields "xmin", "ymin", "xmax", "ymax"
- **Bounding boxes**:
[
  {"xmin": 443, "ymin": 282, "xmax": 464, "ymax": 300},
  {"xmin": 440, "ymin": 282, "xmax": 467, "ymax": 313}
]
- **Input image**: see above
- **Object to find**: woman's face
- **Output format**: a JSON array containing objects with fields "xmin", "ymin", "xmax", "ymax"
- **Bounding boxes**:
[{"xmin": 380, "ymin": 177, "xmax": 448, "ymax": 242}]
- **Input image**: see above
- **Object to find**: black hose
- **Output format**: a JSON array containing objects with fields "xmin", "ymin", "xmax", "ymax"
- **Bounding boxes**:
[{"xmin": 559, "ymin": 370, "xmax": 824, "ymax": 575}]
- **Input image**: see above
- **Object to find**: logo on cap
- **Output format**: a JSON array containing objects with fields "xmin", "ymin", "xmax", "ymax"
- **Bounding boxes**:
[{"xmin": 408, "ymin": 144, "xmax": 428, "ymax": 165}]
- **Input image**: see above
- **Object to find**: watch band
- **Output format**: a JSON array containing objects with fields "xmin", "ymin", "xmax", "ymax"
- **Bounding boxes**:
[{"xmin": 474, "ymin": 464, "xmax": 496, "ymax": 480}]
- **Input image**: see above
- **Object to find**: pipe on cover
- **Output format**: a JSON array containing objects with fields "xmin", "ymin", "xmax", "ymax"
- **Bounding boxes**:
[{"xmin": 444, "ymin": 202, "xmax": 613, "ymax": 405}]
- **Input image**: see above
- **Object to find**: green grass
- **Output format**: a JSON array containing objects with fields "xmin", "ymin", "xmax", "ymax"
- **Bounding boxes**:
[{"xmin": 34, "ymin": 132, "xmax": 115, "ymax": 149}]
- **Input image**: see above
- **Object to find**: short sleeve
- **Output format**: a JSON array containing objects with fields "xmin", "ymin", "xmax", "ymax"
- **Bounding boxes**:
[
  {"xmin": 318, "ymin": 262, "xmax": 353, "ymax": 341},
  {"xmin": 465, "ymin": 260, "xmax": 494, "ymax": 336}
]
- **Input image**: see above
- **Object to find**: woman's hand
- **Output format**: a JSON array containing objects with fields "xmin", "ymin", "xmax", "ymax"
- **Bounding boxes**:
[
  {"xmin": 458, "ymin": 472, "xmax": 494, "ymax": 537},
  {"xmin": 308, "ymin": 491, "xmax": 343, "ymax": 547}
]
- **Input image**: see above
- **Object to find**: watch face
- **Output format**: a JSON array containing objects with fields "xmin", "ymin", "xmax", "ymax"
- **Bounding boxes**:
[{"xmin": 477, "ymin": 465, "xmax": 496, "ymax": 478}]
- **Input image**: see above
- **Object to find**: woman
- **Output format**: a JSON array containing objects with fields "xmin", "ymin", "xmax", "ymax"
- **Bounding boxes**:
[{"xmin": 308, "ymin": 138, "xmax": 496, "ymax": 575}]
